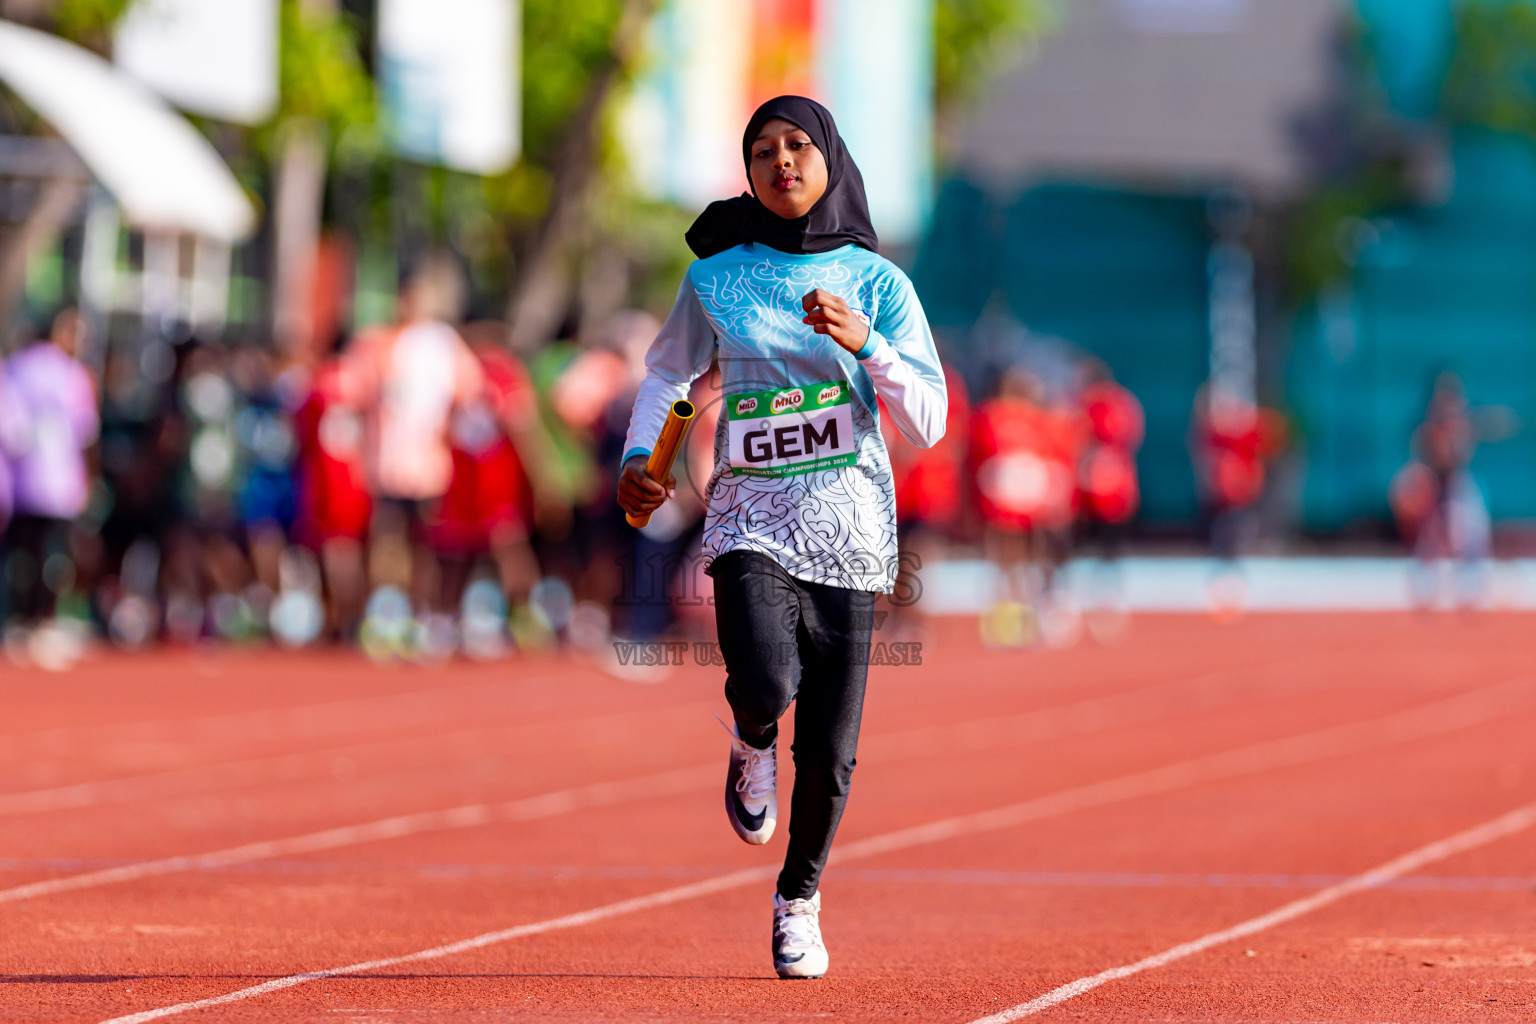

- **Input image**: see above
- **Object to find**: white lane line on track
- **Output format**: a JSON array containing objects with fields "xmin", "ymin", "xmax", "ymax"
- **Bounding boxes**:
[
  {"xmin": 0, "ymin": 764, "xmax": 715, "ymax": 905},
  {"xmin": 826, "ymin": 674, "xmax": 1536, "ymax": 865},
  {"xmin": 0, "ymin": 662, "xmax": 609, "ymax": 774},
  {"xmin": 95, "ymin": 677, "xmax": 1536, "ymax": 1023},
  {"xmin": 98, "ymin": 863, "xmax": 782, "ymax": 1024},
  {"xmin": 0, "ymin": 654, "xmax": 1321, "ymax": 818},
  {"xmin": 9, "ymin": 853, "xmax": 1536, "ymax": 892},
  {"xmin": 0, "ymin": 673, "xmax": 527, "ymax": 758},
  {"xmin": 964, "ymin": 800, "xmax": 1536, "ymax": 1023},
  {"xmin": 0, "ymin": 661, "xmax": 1326, "ymax": 899},
  {"xmin": 0, "ymin": 699, "xmax": 718, "ymax": 817}
]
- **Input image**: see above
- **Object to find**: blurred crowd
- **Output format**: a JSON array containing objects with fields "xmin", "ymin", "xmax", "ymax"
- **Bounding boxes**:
[
  {"xmin": 18, "ymin": 249, "xmax": 1503, "ymax": 664},
  {"xmin": 0, "ymin": 253, "xmax": 664, "ymax": 668}
]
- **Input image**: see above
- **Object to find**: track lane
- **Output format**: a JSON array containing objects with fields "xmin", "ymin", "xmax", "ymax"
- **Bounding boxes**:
[
  {"xmin": 64, "ymin": 678, "xmax": 1536, "ymax": 1022},
  {"xmin": 7, "ymin": 615, "xmax": 1536, "ymax": 1022},
  {"xmin": 966, "ymin": 801, "xmax": 1536, "ymax": 1022},
  {"xmin": 1, "ymin": 656, "xmax": 1499, "ymax": 899}
]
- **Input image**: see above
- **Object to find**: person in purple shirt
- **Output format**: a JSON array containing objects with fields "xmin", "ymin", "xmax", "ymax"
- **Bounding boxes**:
[
  {"xmin": 1, "ymin": 310, "xmax": 98, "ymax": 623},
  {"xmin": 0, "ymin": 371, "xmax": 21, "ymax": 531}
]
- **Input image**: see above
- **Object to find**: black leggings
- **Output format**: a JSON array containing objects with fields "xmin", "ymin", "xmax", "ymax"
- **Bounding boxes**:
[
  {"xmin": 709, "ymin": 550, "xmax": 876, "ymax": 901},
  {"xmin": 1, "ymin": 514, "xmax": 72, "ymax": 622}
]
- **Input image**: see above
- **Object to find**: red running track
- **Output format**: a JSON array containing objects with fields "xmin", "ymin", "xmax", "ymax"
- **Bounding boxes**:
[{"xmin": 1, "ymin": 614, "xmax": 1534, "ymax": 1022}]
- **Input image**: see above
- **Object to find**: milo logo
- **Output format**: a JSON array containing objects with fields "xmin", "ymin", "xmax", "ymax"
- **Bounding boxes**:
[
  {"xmin": 771, "ymin": 389, "xmax": 804, "ymax": 415},
  {"xmin": 818, "ymin": 385, "xmax": 841, "ymax": 405},
  {"xmin": 735, "ymin": 396, "xmax": 758, "ymax": 416}
]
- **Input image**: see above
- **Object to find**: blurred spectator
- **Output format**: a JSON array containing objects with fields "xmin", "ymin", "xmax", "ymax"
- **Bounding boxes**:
[
  {"xmin": 1076, "ymin": 359, "xmax": 1144, "ymax": 556},
  {"xmin": 429, "ymin": 340, "xmax": 542, "ymax": 618},
  {"xmin": 1190, "ymin": 382, "xmax": 1288, "ymax": 560},
  {"xmin": 0, "ymin": 369, "xmax": 21, "ymax": 534},
  {"xmin": 162, "ymin": 341, "xmax": 257, "ymax": 642},
  {"xmin": 1390, "ymin": 373, "xmax": 1517, "ymax": 603},
  {"xmin": 292, "ymin": 347, "xmax": 373, "ymax": 638},
  {"xmin": 884, "ymin": 360, "xmax": 971, "ymax": 542},
  {"xmin": 232, "ymin": 349, "xmax": 301, "ymax": 620},
  {"xmin": 535, "ymin": 313, "xmax": 650, "ymax": 631},
  {"xmin": 880, "ymin": 359, "xmax": 970, "ymax": 627},
  {"xmin": 350, "ymin": 253, "xmax": 484, "ymax": 648},
  {"xmin": 0, "ymin": 310, "xmax": 98, "ymax": 626},
  {"xmin": 968, "ymin": 366, "xmax": 1080, "ymax": 646}
]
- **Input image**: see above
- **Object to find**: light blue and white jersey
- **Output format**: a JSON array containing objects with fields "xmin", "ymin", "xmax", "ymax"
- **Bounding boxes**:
[{"xmin": 623, "ymin": 242, "xmax": 947, "ymax": 593}]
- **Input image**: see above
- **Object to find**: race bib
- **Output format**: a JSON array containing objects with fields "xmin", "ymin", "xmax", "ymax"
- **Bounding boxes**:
[{"xmin": 726, "ymin": 380, "xmax": 856, "ymax": 477}]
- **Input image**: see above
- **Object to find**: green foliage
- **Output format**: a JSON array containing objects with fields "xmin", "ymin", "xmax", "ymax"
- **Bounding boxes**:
[
  {"xmin": 1283, "ymin": 160, "xmax": 1410, "ymax": 300},
  {"xmin": 590, "ymin": 182, "xmax": 695, "ymax": 312},
  {"xmin": 474, "ymin": 0, "xmax": 628, "ymax": 230},
  {"xmin": 1280, "ymin": 2, "xmax": 1536, "ymax": 300},
  {"xmin": 934, "ymin": 0, "xmax": 1054, "ymax": 109},
  {"xmin": 52, "ymin": 0, "xmax": 135, "ymax": 52},
  {"xmin": 1442, "ymin": 0, "xmax": 1536, "ymax": 138},
  {"xmin": 521, "ymin": 0, "xmax": 627, "ymax": 167},
  {"xmin": 274, "ymin": 0, "xmax": 376, "ymax": 145},
  {"xmin": 1280, "ymin": 16, "xmax": 1414, "ymax": 301}
]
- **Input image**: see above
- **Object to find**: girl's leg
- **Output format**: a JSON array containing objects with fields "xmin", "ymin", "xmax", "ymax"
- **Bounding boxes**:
[
  {"xmin": 776, "ymin": 579, "xmax": 876, "ymax": 901},
  {"xmin": 712, "ymin": 550, "xmax": 801, "ymax": 748}
]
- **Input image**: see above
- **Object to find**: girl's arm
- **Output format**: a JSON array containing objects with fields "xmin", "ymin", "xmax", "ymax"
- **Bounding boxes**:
[
  {"xmin": 622, "ymin": 277, "xmax": 717, "ymax": 464},
  {"xmin": 618, "ymin": 277, "xmax": 717, "ymax": 518},
  {"xmin": 858, "ymin": 276, "xmax": 948, "ymax": 449}
]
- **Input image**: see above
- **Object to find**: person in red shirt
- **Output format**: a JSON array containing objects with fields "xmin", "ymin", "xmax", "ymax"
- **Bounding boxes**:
[
  {"xmin": 967, "ymin": 367, "xmax": 1078, "ymax": 646},
  {"xmin": 292, "ymin": 353, "xmax": 372, "ymax": 638},
  {"xmin": 428, "ymin": 343, "xmax": 543, "ymax": 618},
  {"xmin": 1190, "ymin": 382, "xmax": 1288, "ymax": 560},
  {"xmin": 349, "ymin": 255, "xmax": 484, "ymax": 650},
  {"xmin": 1076, "ymin": 361, "xmax": 1144, "ymax": 556},
  {"xmin": 879, "ymin": 360, "xmax": 969, "ymax": 614}
]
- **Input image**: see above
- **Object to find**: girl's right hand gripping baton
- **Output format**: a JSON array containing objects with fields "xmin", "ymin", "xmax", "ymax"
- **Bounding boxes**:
[{"xmin": 626, "ymin": 399, "xmax": 697, "ymax": 529}]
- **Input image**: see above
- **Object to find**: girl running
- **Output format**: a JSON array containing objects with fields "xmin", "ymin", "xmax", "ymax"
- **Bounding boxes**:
[{"xmin": 617, "ymin": 96, "xmax": 946, "ymax": 978}]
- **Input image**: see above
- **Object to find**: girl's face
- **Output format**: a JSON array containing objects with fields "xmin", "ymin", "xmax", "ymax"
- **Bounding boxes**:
[{"xmin": 748, "ymin": 118, "xmax": 828, "ymax": 220}]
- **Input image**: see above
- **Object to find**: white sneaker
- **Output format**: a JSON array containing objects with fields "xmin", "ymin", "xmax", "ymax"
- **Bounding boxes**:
[
  {"xmin": 725, "ymin": 726, "xmax": 777, "ymax": 845},
  {"xmin": 772, "ymin": 891, "xmax": 829, "ymax": 979}
]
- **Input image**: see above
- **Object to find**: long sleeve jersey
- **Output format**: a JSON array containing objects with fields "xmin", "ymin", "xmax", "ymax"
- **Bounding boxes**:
[{"xmin": 622, "ymin": 242, "xmax": 946, "ymax": 593}]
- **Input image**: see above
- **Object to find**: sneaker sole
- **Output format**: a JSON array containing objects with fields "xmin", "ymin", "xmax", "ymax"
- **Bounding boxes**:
[{"xmin": 774, "ymin": 957, "xmax": 828, "ymax": 979}]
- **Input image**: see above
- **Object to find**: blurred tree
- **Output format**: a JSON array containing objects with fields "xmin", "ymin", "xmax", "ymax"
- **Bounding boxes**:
[
  {"xmin": 1442, "ymin": 0, "xmax": 1536, "ymax": 137},
  {"xmin": 498, "ymin": 0, "xmax": 1058, "ymax": 346},
  {"xmin": 271, "ymin": 0, "xmax": 375, "ymax": 145},
  {"xmin": 0, "ymin": 1, "xmax": 1062, "ymax": 351},
  {"xmin": 934, "ymin": 0, "xmax": 1053, "ymax": 110},
  {"xmin": 1283, "ymin": 0, "xmax": 1536, "ymax": 301},
  {"xmin": 501, "ymin": 0, "xmax": 658, "ymax": 350},
  {"xmin": 0, "ymin": 0, "xmax": 136, "ymax": 54},
  {"xmin": 264, "ymin": 0, "xmax": 376, "ymax": 357},
  {"xmin": 54, "ymin": 0, "xmax": 133, "ymax": 49},
  {"xmin": 1282, "ymin": 17, "xmax": 1415, "ymax": 301}
]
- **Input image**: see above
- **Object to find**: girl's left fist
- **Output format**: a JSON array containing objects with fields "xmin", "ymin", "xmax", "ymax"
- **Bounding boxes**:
[{"xmin": 801, "ymin": 289, "xmax": 870, "ymax": 356}]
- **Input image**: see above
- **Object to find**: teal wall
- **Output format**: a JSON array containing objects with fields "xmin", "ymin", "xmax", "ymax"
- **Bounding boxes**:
[
  {"xmin": 1287, "ymin": 0, "xmax": 1536, "ymax": 529},
  {"xmin": 1355, "ymin": 0, "xmax": 1456, "ymax": 119},
  {"xmin": 913, "ymin": 182, "xmax": 1211, "ymax": 524},
  {"xmin": 909, "ymin": 2, "xmax": 1536, "ymax": 532},
  {"xmin": 1290, "ymin": 129, "xmax": 1536, "ymax": 528}
]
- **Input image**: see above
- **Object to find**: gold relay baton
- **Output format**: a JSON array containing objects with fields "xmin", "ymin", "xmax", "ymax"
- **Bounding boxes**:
[{"xmin": 626, "ymin": 399, "xmax": 697, "ymax": 528}]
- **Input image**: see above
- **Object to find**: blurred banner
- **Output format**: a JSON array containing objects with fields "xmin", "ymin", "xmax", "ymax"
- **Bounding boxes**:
[
  {"xmin": 817, "ymin": 0, "xmax": 933, "ymax": 246},
  {"xmin": 623, "ymin": 0, "xmax": 752, "ymax": 209},
  {"xmin": 624, "ymin": 0, "xmax": 933, "ymax": 246},
  {"xmin": 114, "ymin": 0, "xmax": 278, "ymax": 126},
  {"xmin": 379, "ymin": 0, "xmax": 520, "ymax": 174}
]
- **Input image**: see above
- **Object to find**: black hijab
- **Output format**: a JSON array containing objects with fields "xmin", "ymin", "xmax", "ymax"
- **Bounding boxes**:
[{"xmin": 684, "ymin": 95, "xmax": 878, "ymax": 259}]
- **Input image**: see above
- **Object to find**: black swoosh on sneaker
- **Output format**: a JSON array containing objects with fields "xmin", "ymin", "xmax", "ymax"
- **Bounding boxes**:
[
  {"xmin": 776, "ymin": 952, "xmax": 804, "ymax": 966},
  {"xmin": 732, "ymin": 792, "xmax": 766, "ymax": 831}
]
